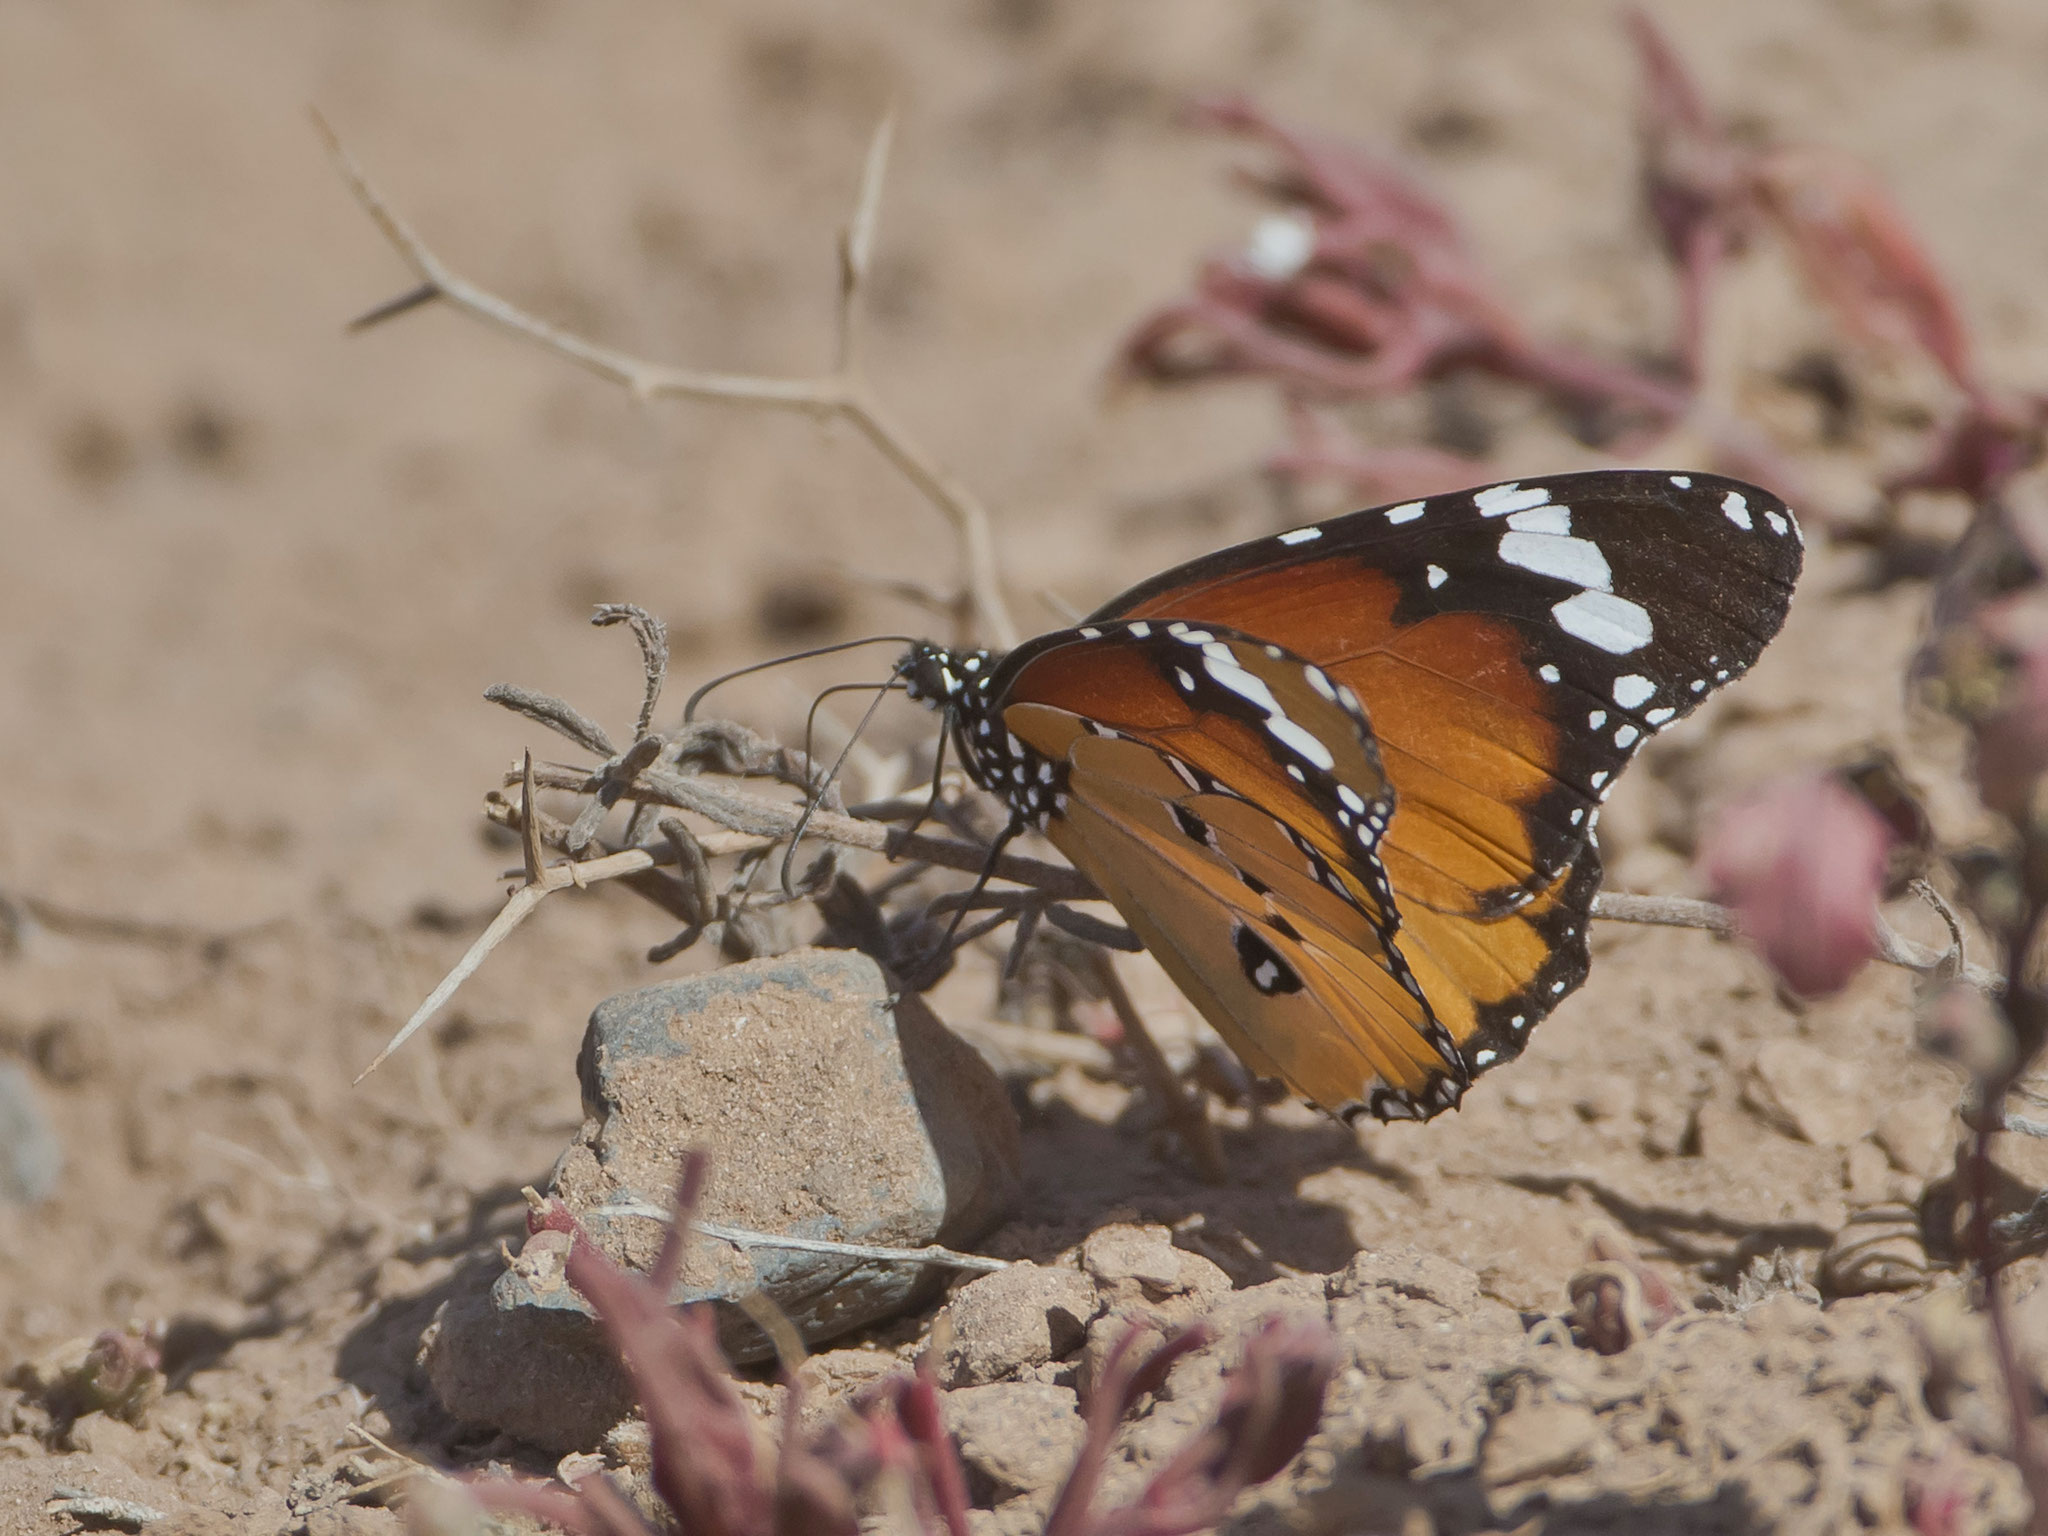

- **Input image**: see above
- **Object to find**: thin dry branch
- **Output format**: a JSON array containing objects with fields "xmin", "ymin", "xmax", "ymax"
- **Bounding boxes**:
[
  {"xmin": 314, "ymin": 109, "xmax": 1017, "ymax": 647},
  {"xmin": 586, "ymin": 1194, "xmax": 1010, "ymax": 1274},
  {"xmin": 362, "ymin": 756, "xmax": 1992, "ymax": 1083}
]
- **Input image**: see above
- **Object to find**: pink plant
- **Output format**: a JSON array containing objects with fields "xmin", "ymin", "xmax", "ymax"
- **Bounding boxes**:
[
  {"xmin": 1699, "ymin": 771, "xmax": 1897, "ymax": 997},
  {"xmin": 1117, "ymin": 93, "xmax": 1691, "ymax": 477},
  {"xmin": 1627, "ymin": 8, "xmax": 2047, "ymax": 508},
  {"xmin": 1124, "ymin": 13, "xmax": 2046, "ymax": 512},
  {"xmin": 448, "ymin": 1156, "xmax": 1336, "ymax": 1536}
]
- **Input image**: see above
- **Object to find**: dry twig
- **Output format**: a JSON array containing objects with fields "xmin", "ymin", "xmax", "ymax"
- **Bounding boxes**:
[
  {"xmin": 315, "ymin": 109, "xmax": 1017, "ymax": 647},
  {"xmin": 364, "ymin": 677, "xmax": 1989, "ymax": 1084}
]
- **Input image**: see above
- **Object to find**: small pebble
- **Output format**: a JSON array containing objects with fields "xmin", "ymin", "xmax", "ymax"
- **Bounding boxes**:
[{"xmin": 935, "ymin": 1263, "xmax": 1099, "ymax": 1388}]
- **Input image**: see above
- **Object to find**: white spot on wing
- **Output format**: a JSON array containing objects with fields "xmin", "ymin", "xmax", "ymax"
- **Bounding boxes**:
[
  {"xmin": 1384, "ymin": 500, "xmax": 1426, "ymax": 525},
  {"xmin": 1338, "ymin": 785, "xmax": 1367, "ymax": 812},
  {"xmin": 1614, "ymin": 723, "xmax": 1641, "ymax": 748},
  {"xmin": 1427, "ymin": 565, "xmax": 1448, "ymax": 588},
  {"xmin": 1277, "ymin": 525, "xmax": 1323, "ymax": 546},
  {"xmin": 1126, "ymin": 621, "xmax": 1151, "ymax": 638},
  {"xmin": 1077, "ymin": 627, "xmax": 1101, "ymax": 639},
  {"xmin": 1588, "ymin": 710, "xmax": 1607, "ymax": 729},
  {"xmin": 1612, "ymin": 674, "xmax": 1655, "ymax": 709},
  {"xmin": 1669, "ymin": 474, "xmax": 1692, "ymax": 488},
  {"xmin": 1551, "ymin": 590, "xmax": 1654, "ymax": 654},
  {"xmin": 1645, "ymin": 707, "xmax": 1676, "ymax": 726},
  {"xmin": 1267, "ymin": 715, "xmax": 1337, "ymax": 771},
  {"xmin": 1539, "ymin": 664, "xmax": 1561, "ymax": 683},
  {"xmin": 1305, "ymin": 667, "xmax": 1337, "ymax": 701},
  {"xmin": 1202, "ymin": 649, "xmax": 1281, "ymax": 713},
  {"xmin": 1721, "ymin": 490, "xmax": 1753, "ymax": 530},
  {"xmin": 1498, "ymin": 531, "xmax": 1613, "ymax": 590},
  {"xmin": 1765, "ymin": 510, "xmax": 1790, "ymax": 537},
  {"xmin": 1475, "ymin": 482, "xmax": 1552, "ymax": 518},
  {"xmin": 1505, "ymin": 505, "xmax": 1573, "ymax": 535}
]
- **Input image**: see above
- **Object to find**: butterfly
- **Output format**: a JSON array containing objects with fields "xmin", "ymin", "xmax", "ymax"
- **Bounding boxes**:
[{"xmin": 899, "ymin": 470, "xmax": 1801, "ymax": 1121}]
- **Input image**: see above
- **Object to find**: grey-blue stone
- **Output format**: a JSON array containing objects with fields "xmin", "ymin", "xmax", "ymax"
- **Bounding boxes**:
[
  {"xmin": 423, "ymin": 948, "xmax": 1020, "ymax": 1450},
  {"xmin": 0, "ymin": 1063, "xmax": 61, "ymax": 1204}
]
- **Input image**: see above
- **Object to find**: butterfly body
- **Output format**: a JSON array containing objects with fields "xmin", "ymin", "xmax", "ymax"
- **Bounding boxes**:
[{"xmin": 901, "ymin": 470, "xmax": 1801, "ymax": 1122}]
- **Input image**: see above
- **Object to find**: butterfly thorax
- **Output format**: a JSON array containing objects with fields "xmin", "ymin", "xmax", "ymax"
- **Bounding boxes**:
[{"xmin": 899, "ymin": 641, "xmax": 1064, "ymax": 829}]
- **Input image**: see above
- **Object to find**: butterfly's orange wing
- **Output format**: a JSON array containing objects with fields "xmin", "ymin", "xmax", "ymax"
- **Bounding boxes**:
[{"xmin": 1000, "ymin": 631, "xmax": 1467, "ymax": 1116}]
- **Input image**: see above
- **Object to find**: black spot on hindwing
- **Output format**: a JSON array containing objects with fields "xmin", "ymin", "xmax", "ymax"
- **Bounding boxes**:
[{"xmin": 1233, "ymin": 923, "xmax": 1303, "ymax": 996}]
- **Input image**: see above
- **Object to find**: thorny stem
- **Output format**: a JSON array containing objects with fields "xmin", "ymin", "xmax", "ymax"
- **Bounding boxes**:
[{"xmin": 313, "ymin": 109, "xmax": 1018, "ymax": 648}]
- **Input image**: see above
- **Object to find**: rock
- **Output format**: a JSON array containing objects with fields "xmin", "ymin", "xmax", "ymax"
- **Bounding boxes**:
[
  {"xmin": 0, "ymin": 1062, "xmax": 61, "ymax": 1204},
  {"xmin": 942, "ymin": 1382, "xmax": 1084, "ymax": 1504},
  {"xmin": 1743, "ymin": 1040, "xmax": 1875, "ymax": 1147},
  {"xmin": 1481, "ymin": 1393, "xmax": 1602, "ymax": 1492},
  {"xmin": 422, "ymin": 949, "xmax": 1020, "ymax": 1449},
  {"xmin": 935, "ymin": 1263, "xmax": 1099, "ymax": 1388},
  {"xmin": 1875, "ymin": 1091, "xmax": 1958, "ymax": 1180},
  {"xmin": 1079, "ymin": 1224, "xmax": 1232, "ymax": 1309},
  {"xmin": 419, "ymin": 1256, "xmax": 639, "ymax": 1453},
  {"xmin": 302, "ymin": 1509, "xmax": 403, "ymax": 1536},
  {"xmin": 1331, "ymin": 1246, "xmax": 1484, "ymax": 1314},
  {"xmin": 64, "ymin": 1409, "xmax": 149, "ymax": 1462}
]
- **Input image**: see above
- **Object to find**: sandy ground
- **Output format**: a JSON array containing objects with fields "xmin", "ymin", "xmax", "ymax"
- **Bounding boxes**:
[{"xmin": 5, "ymin": 2, "xmax": 2048, "ymax": 1532}]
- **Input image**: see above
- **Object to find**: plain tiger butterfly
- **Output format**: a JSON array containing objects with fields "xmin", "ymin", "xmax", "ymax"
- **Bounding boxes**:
[{"xmin": 900, "ymin": 469, "xmax": 1801, "ymax": 1122}]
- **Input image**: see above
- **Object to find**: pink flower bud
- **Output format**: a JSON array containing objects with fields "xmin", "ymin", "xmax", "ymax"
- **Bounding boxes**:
[{"xmin": 1700, "ymin": 773, "xmax": 1895, "ymax": 997}]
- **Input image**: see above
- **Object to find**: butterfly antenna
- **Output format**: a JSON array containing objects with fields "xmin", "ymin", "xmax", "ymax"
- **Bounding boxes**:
[
  {"xmin": 779, "ymin": 675, "xmax": 909, "ymax": 895},
  {"xmin": 682, "ymin": 634, "xmax": 921, "ymax": 723}
]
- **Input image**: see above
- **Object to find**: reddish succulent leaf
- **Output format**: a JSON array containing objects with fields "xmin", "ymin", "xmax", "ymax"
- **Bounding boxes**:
[
  {"xmin": 1700, "ymin": 772, "xmax": 1895, "ymax": 997},
  {"xmin": 1624, "ymin": 8, "xmax": 1756, "ymax": 380},
  {"xmin": 1753, "ymin": 146, "xmax": 1978, "ymax": 399},
  {"xmin": 1057, "ymin": 1318, "xmax": 1335, "ymax": 1536},
  {"xmin": 468, "ymin": 1475, "xmax": 658, "ymax": 1536}
]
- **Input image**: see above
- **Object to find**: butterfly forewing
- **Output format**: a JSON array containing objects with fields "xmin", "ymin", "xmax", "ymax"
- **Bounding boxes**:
[{"xmin": 1097, "ymin": 470, "xmax": 1802, "ymax": 912}]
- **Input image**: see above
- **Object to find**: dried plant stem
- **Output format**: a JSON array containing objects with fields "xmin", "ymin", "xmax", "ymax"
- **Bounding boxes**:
[
  {"xmin": 588, "ymin": 1197, "xmax": 1010, "ymax": 1274},
  {"xmin": 514, "ymin": 760, "xmax": 1092, "ymax": 898},
  {"xmin": 1087, "ymin": 949, "xmax": 1228, "ymax": 1185},
  {"xmin": 365, "ymin": 763, "xmax": 1991, "ymax": 1082},
  {"xmin": 1594, "ymin": 889, "xmax": 2002, "ymax": 991},
  {"xmin": 314, "ymin": 109, "xmax": 1017, "ymax": 648}
]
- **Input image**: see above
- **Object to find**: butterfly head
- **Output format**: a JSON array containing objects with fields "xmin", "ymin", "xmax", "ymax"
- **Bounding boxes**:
[{"xmin": 898, "ymin": 641, "xmax": 998, "ymax": 715}]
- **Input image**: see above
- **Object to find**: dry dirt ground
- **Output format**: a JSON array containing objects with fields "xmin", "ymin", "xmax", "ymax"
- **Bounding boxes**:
[{"xmin": 6, "ymin": 3, "xmax": 2048, "ymax": 1533}]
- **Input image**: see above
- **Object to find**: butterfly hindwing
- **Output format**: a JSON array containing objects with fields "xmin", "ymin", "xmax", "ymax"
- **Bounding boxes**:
[{"xmin": 1001, "ymin": 700, "xmax": 1467, "ymax": 1117}]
